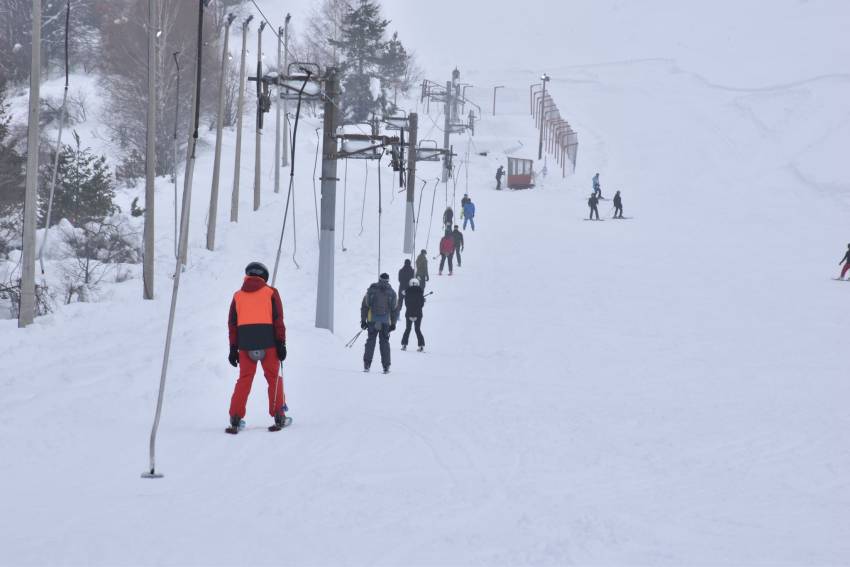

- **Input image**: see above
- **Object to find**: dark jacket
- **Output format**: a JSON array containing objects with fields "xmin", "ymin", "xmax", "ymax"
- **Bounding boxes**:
[
  {"xmin": 416, "ymin": 253, "xmax": 429, "ymax": 280},
  {"xmin": 443, "ymin": 207, "xmax": 454, "ymax": 226},
  {"xmin": 360, "ymin": 280, "xmax": 398, "ymax": 325},
  {"xmin": 228, "ymin": 276, "xmax": 286, "ymax": 350},
  {"xmin": 452, "ymin": 229, "xmax": 464, "ymax": 250},
  {"xmin": 842, "ymin": 250, "xmax": 850, "ymax": 264},
  {"xmin": 588, "ymin": 195, "xmax": 599, "ymax": 208},
  {"xmin": 613, "ymin": 193, "xmax": 622, "ymax": 207},
  {"xmin": 403, "ymin": 285, "xmax": 425, "ymax": 318},
  {"xmin": 496, "ymin": 167, "xmax": 504, "ymax": 180},
  {"xmin": 398, "ymin": 261, "xmax": 415, "ymax": 294}
]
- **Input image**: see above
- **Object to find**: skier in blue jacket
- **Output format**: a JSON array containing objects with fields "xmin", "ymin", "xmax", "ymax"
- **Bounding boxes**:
[{"xmin": 462, "ymin": 198, "xmax": 476, "ymax": 231}]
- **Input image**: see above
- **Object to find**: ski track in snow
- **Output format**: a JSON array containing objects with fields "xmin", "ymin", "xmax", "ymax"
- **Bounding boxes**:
[{"xmin": 1, "ymin": 46, "xmax": 850, "ymax": 567}]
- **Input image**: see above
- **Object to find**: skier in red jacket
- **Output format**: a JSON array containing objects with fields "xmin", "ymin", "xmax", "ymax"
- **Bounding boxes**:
[
  {"xmin": 226, "ymin": 262, "xmax": 288, "ymax": 433},
  {"xmin": 439, "ymin": 230, "xmax": 455, "ymax": 275}
]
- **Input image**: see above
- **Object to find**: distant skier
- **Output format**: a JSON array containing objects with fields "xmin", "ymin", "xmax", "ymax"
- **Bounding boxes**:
[
  {"xmin": 462, "ymin": 196, "xmax": 476, "ymax": 231},
  {"xmin": 461, "ymin": 193, "xmax": 471, "ymax": 209},
  {"xmin": 496, "ymin": 165, "xmax": 505, "ymax": 190},
  {"xmin": 415, "ymin": 249, "xmax": 430, "ymax": 290},
  {"xmin": 443, "ymin": 206, "xmax": 454, "ymax": 232},
  {"xmin": 452, "ymin": 225, "xmax": 464, "ymax": 267},
  {"xmin": 588, "ymin": 193, "xmax": 600, "ymax": 220},
  {"xmin": 839, "ymin": 243, "xmax": 850, "ymax": 280},
  {"xmin": 592, "ymin": 172, "xmax": 602, "ymax": 198},
  {"xmin": 439, "ymin": 230, "xmax": 455, "ymax": 275},
  {"xmin": 613, "ymin": 190, "xmax": 624, "ymax": 218},
  {"xmin": 360, "ymin": 273, "xmax": 398, "ymax": 373},
  {"xmin": 398, "ymin": 258, "xmax": 415, "ymax": 298},
  {"xmin": 400, "ymin": 277, "xmax": 426, "ymax": 352},
  {"xmin": 226, "ymin": 262, "xmax": 288, "ymax": 434}
]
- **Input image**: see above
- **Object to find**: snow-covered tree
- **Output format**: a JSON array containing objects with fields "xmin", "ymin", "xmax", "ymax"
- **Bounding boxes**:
[
  {"xmin": 39, "ymin": 131, "xmax": 117, "ymax": 227},
  {"xmin": 0, "ymin": 82, "xmax": 25, "ymax": 215}
]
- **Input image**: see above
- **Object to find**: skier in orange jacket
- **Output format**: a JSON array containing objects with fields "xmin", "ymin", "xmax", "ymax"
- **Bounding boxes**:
[{"xmin": 226, "ymin": 262, "xmax": 288, "ymax": 433}]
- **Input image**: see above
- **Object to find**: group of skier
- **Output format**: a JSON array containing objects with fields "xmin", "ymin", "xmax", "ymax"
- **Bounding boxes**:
[
  {"xmin": 359, "ymin": 193, "xmax": 477, "ymax": 372},
  {"xmin": 587, "ymin": 173, "xmax": 625, "ymax": 220}
]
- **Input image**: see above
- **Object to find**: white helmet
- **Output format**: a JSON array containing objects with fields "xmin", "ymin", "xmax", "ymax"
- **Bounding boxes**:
[{"xmin": 409, "ymin": 277, "xmax": 420, "ymax": 287}]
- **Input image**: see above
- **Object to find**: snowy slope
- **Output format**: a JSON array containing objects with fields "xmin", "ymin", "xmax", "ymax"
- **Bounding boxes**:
[{"xmin": 2, "ymin": 3, "xmax": 850, "ymax": 566}]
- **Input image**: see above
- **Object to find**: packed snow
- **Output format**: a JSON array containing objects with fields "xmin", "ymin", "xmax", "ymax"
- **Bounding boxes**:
[{"xmin": 1, "ymin": 1, "xmax": 849, "ymax": 565}]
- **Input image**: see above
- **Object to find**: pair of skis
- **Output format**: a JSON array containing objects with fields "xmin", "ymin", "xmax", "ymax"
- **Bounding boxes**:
[{"xmin": 225, "ymin": 417, "xmax": 292, "ymax": 434}]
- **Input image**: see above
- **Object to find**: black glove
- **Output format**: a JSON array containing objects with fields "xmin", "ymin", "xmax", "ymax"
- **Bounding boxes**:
[
  {"xmin": 276, "ymin": 342, "xmax": 287, "ymax": 362},
  {"xmin": 228, "ymin": 346, "xmax": 239, "ymax": 367},
  {"xmin": 389, "ymin": 322, "xmax": 396, "ymax": 332},
  {"xmin": 361, "ymin": 320, "xmax": 368, "ymax": 330}
]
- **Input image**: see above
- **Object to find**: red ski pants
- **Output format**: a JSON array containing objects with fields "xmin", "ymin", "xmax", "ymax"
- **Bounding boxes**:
[
  {"xmin": 229, "ymin": 347, "xmax": 285, "ymax": 419},
  {"xmin": 842, "ymin": 263, "xmax": 850, "ymax": 278}
]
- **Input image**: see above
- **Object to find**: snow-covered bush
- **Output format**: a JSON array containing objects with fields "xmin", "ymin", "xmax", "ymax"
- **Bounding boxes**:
[{"xmin": 59, "ymin": 215, "xmax": 140, "ymax": 304}]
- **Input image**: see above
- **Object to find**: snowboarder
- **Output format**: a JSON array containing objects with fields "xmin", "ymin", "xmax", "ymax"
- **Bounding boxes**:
[
  {"xmin": 416, "ymin": 249, "xmax": 430, "ymax": 290},
  {"xmin": 226, "ymin": 262, "xmax": 288, "ymax": 433},
  {"xmin": 462, "ymin": 196, "xmax": 476, "ymax": 231},
  {"xmin": 839, "ymin": 244, "xmax": 850, "ymax": 279},
  {"xmin": 443, "ymin": 206, "xmax": 454, "ymax": 232},
  {"xmin": 452, "ymin": 225, "xmax": 464, "ymax": 267},
  {"xmin": 398, "ymin": 258, "xmax": 415, "ymax": 298},
  {"xmin": 400, "ymin": 277, "xmax": 426, "ymax": 351},
  {"xmin": 360, "ymin": 273, "xmax": 398, "ymax": 373},
  {"xmin": 592, "ymin": 172, "xmax": 602, "ymax": 198},
  {"xmin": 496, "ymin": 165, "xmax": 505, "ymax": 190},
  {"xmin": 588, "ymin": 193, "xmax": 600, "ymax": 220},
  {"xmin": 613, "ymin": 190, "xmax": 624, "ymax": 218},
  {"xmin": 439, "ymin": 230, "xmax": 455, "ymax": 275}
]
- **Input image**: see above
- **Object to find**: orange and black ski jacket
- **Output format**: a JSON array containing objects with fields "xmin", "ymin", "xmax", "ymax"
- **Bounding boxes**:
[{"xmin": 228, "ymin": 276, "xmax": 286, "ymax": 351}]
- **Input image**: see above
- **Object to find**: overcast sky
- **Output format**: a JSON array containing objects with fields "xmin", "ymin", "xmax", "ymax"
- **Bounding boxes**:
[{"xmin": 274, "ymin": 0, "xmax": 850, "ymax": 87}]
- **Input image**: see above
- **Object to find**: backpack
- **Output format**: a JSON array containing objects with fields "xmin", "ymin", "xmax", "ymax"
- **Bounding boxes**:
[{"xmin": 367, "ymin": 284, "xmax": 394, "ymax": 317}]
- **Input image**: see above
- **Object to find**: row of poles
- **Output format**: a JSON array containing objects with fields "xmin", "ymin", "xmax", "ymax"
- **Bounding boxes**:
[
  {"xmin": 530, "ymin": 76, "xmax": 579, "ymax": 177},
  {"xmin": 15, "ymin": 0, "xmax": 476, "ymax": 474}
]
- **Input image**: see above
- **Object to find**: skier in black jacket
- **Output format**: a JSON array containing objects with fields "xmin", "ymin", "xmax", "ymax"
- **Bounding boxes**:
[
  {"xmin": 588, "ymin": 194, "xmax": 600, "ymax": 220},
  {"xmin": 452, "ymin": 225, "xmax": 464, "ymax": 267},
  {"xmin": 398, "ymin": 259, "xmax": 415, "ymax": 298},
  {"xmin": 443, "ymin": 207, "xmax": 454, "ymax": 232},
  {"xmin": 400, "ymin": 277, "xmax": 426, "ymax": 351},
  {"xmin": 613, "ymin": 190, "xmax": 623, "ymax": 218}
]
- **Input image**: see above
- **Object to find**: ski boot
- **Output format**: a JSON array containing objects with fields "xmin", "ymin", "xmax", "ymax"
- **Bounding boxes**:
[
  {"xmin": 269, "ymin": 405, "xmax": 291, "ymax": 432},
  {"xmin": 417, "ymin": 346, "xmax": 424, "ymax": 352},
  {"xmin": 401, "ymin": 344, "xmax": 407, "ymax": 351},
  {"xmin": 225, "ymin": 415, "xmax": 243, "ymax": 435}
]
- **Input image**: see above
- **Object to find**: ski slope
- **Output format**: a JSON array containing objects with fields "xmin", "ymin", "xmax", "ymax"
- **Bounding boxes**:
[{"xmin": 3, "ymin": 11, "xmax": 850, "ymax": 567}]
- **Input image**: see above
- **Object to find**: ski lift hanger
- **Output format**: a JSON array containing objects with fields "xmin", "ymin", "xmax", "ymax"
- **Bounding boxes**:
[
  {"xmin": 260, "ymin": 62, "xmax": 325, "ymax": 100},
  {"xmin": 414, "ymin": 139, "xmax": 452, "ymax": 162},
  {"xmin": 335, "ymin": 133, "xmax": 401, "ymax": 160},
  {"xmin": 382, "ymin": 110, "xmax": 408, "ymax": 131}
]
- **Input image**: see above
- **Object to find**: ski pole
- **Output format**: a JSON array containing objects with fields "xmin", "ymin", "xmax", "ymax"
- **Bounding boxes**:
[{"xmin": 345, "ymin": 329, "xmax": 364, "ymax": 348}]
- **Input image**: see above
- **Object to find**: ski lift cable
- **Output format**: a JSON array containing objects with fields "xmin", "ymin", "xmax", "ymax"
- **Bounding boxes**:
[
  {"xmin": 38, "ymin": 0, "xmax": 71, "ymax": 275},
  {"xmin": 425, "ymin": 177, "xmax": 439, "ymax": 252},
  {"xmin": 272, "ymin": 75, "xmax": 312, "ymax": 285},
  {"xmin": 411, "ymin": 177, "xmax": 428, "ymax": 260},
  {"xmin": 358, "ymin": 161, "xmax": 368, "ymax": 237},
  {"xmin": 311, "ymin": 128, "xmax": 321, "ymax": 245},
  {"xmin": 377, "ymin": 151, "xmax": 384, "ymax": 275},
  {"xmin": 341, "ymin": 158, "xmax": 348, "ymax": 251}
]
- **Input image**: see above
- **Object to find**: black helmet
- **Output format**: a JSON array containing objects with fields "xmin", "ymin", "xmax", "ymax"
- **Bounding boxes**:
[{"xmin": 245, "ymin": 262, "xmax": 269, "ymax": 282}]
